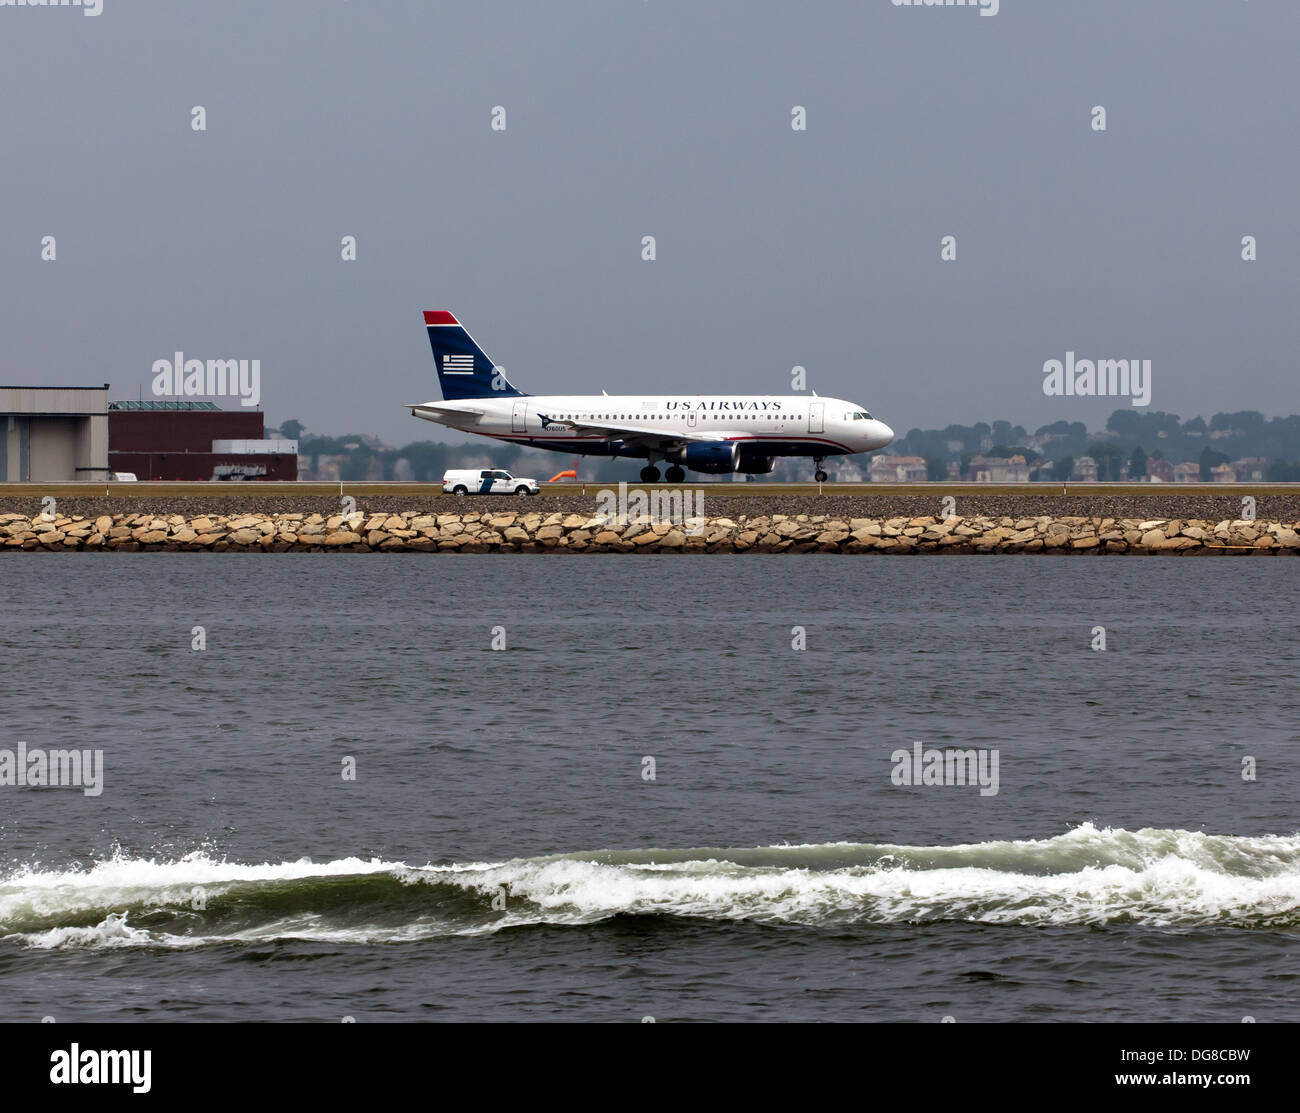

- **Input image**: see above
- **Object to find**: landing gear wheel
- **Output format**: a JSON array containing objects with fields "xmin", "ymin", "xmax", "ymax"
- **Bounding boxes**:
[
  {"xmin": 640, "ymin": 465, "xmax": 661, "ymax": 483},
  {"xmin": 815, "ymin": 469, "xmax": 828, "ymax": 483},
  {"xmin": 665, "ymin": 465, "xmax": 686, "ymax": 483}
]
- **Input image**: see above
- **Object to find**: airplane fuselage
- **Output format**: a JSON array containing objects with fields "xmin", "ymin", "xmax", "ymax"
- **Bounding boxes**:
[{"xmin": 412, "ymin": 394, "xmax": 893, "ymax": 466}]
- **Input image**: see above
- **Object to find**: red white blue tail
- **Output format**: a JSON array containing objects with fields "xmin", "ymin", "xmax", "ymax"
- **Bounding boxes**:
[{"xmin": 423, "ymin": 311, "xmax": 528, "ymax": 400}]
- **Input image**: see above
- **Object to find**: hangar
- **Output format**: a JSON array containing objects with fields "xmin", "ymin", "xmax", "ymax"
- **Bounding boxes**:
[{"xmin": 0, "ymin": 385, "xmax": 110, "ymax": 482}]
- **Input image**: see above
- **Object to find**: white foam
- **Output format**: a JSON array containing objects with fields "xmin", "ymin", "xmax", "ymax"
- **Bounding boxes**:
[{"xmin": 4, "ymin": 826, "xmax": 1299, "ymax": 948}]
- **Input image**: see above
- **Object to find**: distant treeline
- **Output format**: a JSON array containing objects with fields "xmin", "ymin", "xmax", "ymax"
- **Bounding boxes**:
[
  {"xmin": 286, "ymin": 425, "xmax": 647, "ymax": 483},
  {"xmin": 896, "ymin": 410, "xmax": 1300, "ymax": 482}
]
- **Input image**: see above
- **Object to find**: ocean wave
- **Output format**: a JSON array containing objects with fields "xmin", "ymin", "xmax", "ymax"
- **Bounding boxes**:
[{"xmin": 3, "ymin": 825, "xmax": 1299, "ymax": 948}]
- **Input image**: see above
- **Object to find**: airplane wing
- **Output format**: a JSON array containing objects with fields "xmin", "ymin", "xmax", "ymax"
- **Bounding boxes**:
[{"xmin": 535, "ymin": 413, "xmax": 722, "ymax": 450}]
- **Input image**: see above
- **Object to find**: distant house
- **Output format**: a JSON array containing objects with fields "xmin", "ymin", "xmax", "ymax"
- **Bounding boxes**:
[
  {"xmin": 1146, "ymin": 457, "xmax": 1175, "ymax": 483},
  {"xmin": 969, "ymin": 454, "xmax": 1030, "ymax": 483},
  {"xmin": 1210, "ymin": 462, "xmax": 1237, "ymax": 483},
  {"xmin": 1029, "ymin": 461, "xmax": 1058, "ymax": 482},
  {"xmin": 1071, "ymin": 456, "xmax": 1099, "ymax": 482},
  {"xmin": 869, "ymin": 454, "xmax": 929, "ymax": 483},
  {"xmin": 306, "ymin": 453, "xmax": 351, "ymax": 482},
  {"xmin": 1173, "ymin": 461, "xmax": 1201, "ymax": 483},
  {"xmin": 1233, "ymin": 457, "xmax": 1269, "ymax": 482}
]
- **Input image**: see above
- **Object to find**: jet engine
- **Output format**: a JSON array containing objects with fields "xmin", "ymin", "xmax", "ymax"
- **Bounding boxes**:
[{"xmin": 680, "ymin": 441, "xmax": 741, "ymax": 474}]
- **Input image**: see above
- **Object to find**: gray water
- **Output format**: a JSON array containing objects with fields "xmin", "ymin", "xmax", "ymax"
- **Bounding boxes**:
[{"xmin": 0, "ymin": 554, "xmax": 1296, "ymax": 1021}]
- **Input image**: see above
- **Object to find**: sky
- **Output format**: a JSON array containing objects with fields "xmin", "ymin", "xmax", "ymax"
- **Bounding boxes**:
[{"xmin": 1, "ymin": 0, "xmax": 1296, "ymax": 446}]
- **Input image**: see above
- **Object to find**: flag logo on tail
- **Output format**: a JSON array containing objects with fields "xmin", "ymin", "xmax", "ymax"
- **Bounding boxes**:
[{"xmin": 442, "ymin": 354, "xmax": 475, "ymax": 375}]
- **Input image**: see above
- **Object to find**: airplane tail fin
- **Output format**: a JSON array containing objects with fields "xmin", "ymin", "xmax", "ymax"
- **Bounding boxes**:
[{"xmin": 423, "ymin": 311, "xmax": 528, "ymax": 400}]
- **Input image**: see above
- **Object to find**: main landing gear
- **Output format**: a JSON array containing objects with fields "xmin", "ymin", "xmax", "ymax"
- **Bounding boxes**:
[
  {"xmin": 814, "ymin": 457, "xmax": 828, "ymax": 483},
  {"xmin": 640, "ymin": 464, "xmax": 687, "ymax": 482}
]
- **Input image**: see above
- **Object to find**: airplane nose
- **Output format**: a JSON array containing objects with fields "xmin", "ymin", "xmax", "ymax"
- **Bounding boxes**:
[{"xmin": 873, "ymin": 421, "xmax": 894, "ymax": 446}]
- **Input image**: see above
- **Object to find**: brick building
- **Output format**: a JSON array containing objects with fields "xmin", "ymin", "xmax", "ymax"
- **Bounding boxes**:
[{"xmin": 108, "ymin": 400, "xmax": 297, "ymax": 480}]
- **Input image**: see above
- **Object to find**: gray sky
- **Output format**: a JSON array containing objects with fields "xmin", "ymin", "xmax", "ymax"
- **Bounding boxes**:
[{"xmin": 2, "ymin": 0, "xmax": 1296, "ymax": 445}]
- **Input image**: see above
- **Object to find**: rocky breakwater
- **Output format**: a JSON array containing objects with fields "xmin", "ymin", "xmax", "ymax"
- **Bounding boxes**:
[{"xmin": 2, "ymin": 511, "xmax": 1300, "ymax": 554}]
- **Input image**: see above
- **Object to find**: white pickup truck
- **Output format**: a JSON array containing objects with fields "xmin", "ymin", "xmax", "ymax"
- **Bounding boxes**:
[{"xmin": 442, "ymin": 468, "xmax": 540, "ymax": 496}]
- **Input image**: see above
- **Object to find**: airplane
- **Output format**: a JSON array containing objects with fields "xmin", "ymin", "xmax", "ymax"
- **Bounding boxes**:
[{"xmin": 408, "ymin": 310, "xmax": 894, "ymax": 482}]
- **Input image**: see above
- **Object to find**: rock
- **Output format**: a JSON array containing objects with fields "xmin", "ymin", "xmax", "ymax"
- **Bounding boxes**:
[{"xmin": 323, "ymin": 531, "xmax": 363, "ymax": 546}]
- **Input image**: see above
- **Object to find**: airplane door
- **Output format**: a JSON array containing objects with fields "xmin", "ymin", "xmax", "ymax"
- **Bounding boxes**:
[
  {"xmin": 687, "ymin": 410, "xmax": 696, "ymax": 429},
  {"xmin": 809, "ymin": 401, "xmax": 824, "ymax": 434},
  {"xmin": 512, "ymin": 401, "xmax": 527, "ymax": 433}
]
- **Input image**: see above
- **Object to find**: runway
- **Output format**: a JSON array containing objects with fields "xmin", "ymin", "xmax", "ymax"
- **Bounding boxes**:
[{"xmin": 4, "ymin": 481, "xmax": 1298, "ymax": 500}]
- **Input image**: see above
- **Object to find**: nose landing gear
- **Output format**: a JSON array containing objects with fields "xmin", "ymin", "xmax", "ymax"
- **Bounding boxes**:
[{"xmin": 813, "ymin": 457, "xmax": 828, "ymax": 483}]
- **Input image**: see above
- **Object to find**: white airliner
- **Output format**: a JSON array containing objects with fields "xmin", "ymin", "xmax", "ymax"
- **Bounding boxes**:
[{"xmin": 408, "ymin": 311, "xmax": 894, "ymax": 482}]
